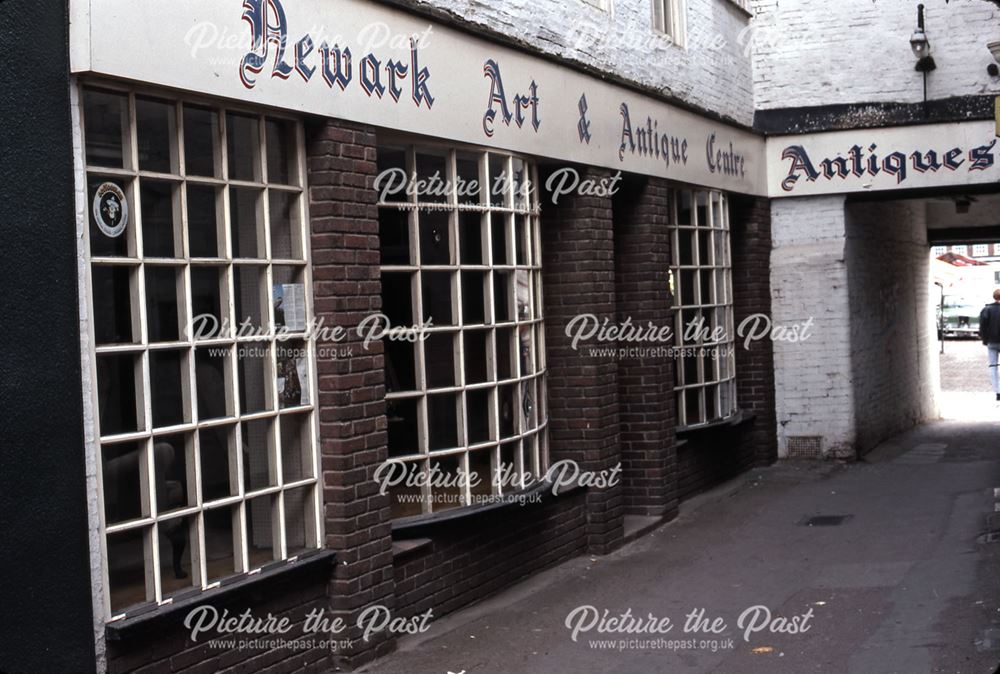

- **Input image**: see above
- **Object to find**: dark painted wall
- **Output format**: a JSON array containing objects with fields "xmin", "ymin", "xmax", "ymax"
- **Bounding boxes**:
[{"xmin": 0, "ymin": 0, "xmax": 97, "ymax": 672}]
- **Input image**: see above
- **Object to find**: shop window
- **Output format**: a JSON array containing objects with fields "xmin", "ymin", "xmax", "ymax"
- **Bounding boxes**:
[
  {"xmin": 82, "ymin": 87, "xmax": 320, "ymax": 619},
  {"xmin": 670, "ymin": 190, "xmax": 738, "ymax": 428},
  {"xmin": 377, "ymin": 146, "xmax": 548, "ymax": 517},
  {"xmin": 652, "ymin": 0, "xmax": 686, "ymax": 46}
]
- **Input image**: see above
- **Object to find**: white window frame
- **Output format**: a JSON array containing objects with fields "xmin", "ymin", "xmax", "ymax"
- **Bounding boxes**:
[
  {"xmin": 669, "ymin": 189, "xmax": 738, "ymax": 429},
  {"xmin": 377, "ymin": 143, "xmax": 549, "ymax": 517},
  {"xmin": 583, "ymin": 0, "xmax": 614, "ymax": 11},
  {"xmin": 78, "ymin": 81, "xmax": 323, "ymax": 621},
  {"xmin": 652, "ymin": 0, "xmax": 687, "ymax": 47},
  {"xmin": 952, "ymin": 245, "xmax": 969, "ymax": 256},
  {"xmin": 930, "ymin": 246, "xmax": 948, "ymax": 257},
  {"xmin": 972, "ymin": 244, "xmax": 989, "ymax": 258}
]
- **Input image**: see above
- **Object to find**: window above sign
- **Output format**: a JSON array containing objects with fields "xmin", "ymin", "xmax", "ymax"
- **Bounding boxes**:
[{"xmin": 652, "ymin": 0, "xmax": 687, "ymax": 47}]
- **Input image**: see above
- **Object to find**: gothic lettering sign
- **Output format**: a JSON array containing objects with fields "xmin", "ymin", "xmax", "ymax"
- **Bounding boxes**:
[
  {"xmin": 69, "ymin": 0, "xmax": 766, "ymax": 195},
  {"xmin": 768, "ymin": 121, "xmax": 1000, "ymax": 196}
]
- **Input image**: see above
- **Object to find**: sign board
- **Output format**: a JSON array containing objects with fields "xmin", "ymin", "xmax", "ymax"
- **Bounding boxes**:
[
  {"xmin": 767, "ymin": 120, "xmax": 1000, "ymax": 197},
  {"xmin": 69, "ymin": 0, "xmax": 767, "ymax": 195}
]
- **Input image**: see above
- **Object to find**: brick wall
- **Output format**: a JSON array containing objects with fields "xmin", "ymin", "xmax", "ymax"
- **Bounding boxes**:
[
  {"xmin": 751, "ymin": 0, "xmax": 1000, "ymax": 110},
  {"xmin": 844, "ymin": 199, "xmax": 939, "ymax": 453},
  {"xmin": 393, "ymin": 492, "xmax": 588, "ymax": 622},
  {"xmin": 540, "ymin": 165, "xmax": 625, "ymax": 554},
  {"xmin": 612, "ymin": 177, "xmax": 678, "ymax": 518},
  {"xmin": 390, "ymin": 0, "xmax": 757, "ymax": 126},
  {"xmin": 769, "ymin": 195, "xmax": 857, "ymax": 458},
  {"xmin": 306, "ymin": 118, "xmax": 396, "ymax": 670},
  {"xmin": 105, "ymin": 565, "xmax": 332, "ymax": 674}
]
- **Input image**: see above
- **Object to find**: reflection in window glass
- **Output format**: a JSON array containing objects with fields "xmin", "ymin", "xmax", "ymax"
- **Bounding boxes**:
[
  {"xmin": 376, "ymin": 146, "xmax": 547, "ymax": 516},
  {"xmin": 84, "ymin": 89, "xmax": 319, "ymax": 617}
]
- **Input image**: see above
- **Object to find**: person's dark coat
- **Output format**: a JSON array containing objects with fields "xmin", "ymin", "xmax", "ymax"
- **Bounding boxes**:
[{"xmin": 979, "ymin": 302, "xmax": 1000, "ymax": 345}]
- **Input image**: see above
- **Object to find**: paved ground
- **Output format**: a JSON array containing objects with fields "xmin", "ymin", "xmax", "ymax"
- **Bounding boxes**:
[
  {"xmin": 362, "ymin": 347, "xmax": 1000, "ymax": 673},
  {"xmin": 940, "ymin": 339, "xmax": 998, "ymax": 420}
]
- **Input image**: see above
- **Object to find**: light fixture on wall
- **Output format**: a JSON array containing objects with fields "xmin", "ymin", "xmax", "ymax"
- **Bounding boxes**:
[
  {"xmin": 910, "ymin": 4, "xmax": 937, "ymax": 73},
  {"xmin": 988, "ymin": 40, "xmax": 1000, "ymax": 76}
]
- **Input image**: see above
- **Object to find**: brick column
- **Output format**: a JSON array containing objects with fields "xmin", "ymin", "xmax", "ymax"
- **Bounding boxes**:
[
  {"xmin": 306, "ymin": 118, "xmax": 395, "ymax": 669},
  {"xmin": 730, "ymin": 195, "xmax": 778, "ymax": 467},
  {"xmin": 612, "ymin": 177, "xmax": 678, "ymax": 518},
  {"xmin": 540, "ymin": 165, "xmax": 624, "ymax": 555}
]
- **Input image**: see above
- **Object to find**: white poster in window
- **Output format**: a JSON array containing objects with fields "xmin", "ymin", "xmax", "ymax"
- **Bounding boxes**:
[{"xmin": 273, "ymin": 283, "xmax": 306, "ymax": 331}]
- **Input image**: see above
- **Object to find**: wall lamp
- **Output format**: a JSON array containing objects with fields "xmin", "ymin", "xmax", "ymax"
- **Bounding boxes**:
[
  {"xmin": 988, "ymin": 41, "xmax": 1000, "ymax": 77},
  {"xmin": 910, "ymin": 4, "xmax": 937, "ymax": 72}
]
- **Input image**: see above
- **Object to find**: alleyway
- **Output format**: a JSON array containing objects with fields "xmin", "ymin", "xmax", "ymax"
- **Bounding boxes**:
[{"xmin": 366, "ymin": 418, "xmax": 1000, "ymax": 674}]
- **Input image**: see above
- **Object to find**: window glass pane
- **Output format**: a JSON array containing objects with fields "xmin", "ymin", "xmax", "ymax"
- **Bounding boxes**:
[
  {"xmin": 140, "ymin": 180, "xmax": 180, "ymax": 258},
  {"xmin": 425, "ymin": 332, "xmax": 456, "ymax": 389},
  {"xmin": 422, "ymin": 272, "xmax": 453, "ymax": 325},
  {"xmin": 92, "ymin": 265, "xmax": 137, "ymax": 345},
  {"xmin": 227, "ymin": 112, "xmax": 259, "ymax": 181},
  {"xmin": 234, "ymin": 265, "xmax": 266, "ymax": 331},
  {"xmin": 379, "ymin": 208, "xmax": 410, "ymax": 266},
  {"xmin": 84, "ymin": 89, "xmax": 127, "ymax": 169},
  {"xmin": 102, "ymin": 441, "xmax": 144, "ymax": 524},
  {"xmin": 145, "ymin": 266, "xmax": 183, "ymax": 342},
  {"xmin": 515, "ymin": 216, "xmax": 528, "ymax": 265},
  {"xmin": 107, "ymin": 528, "xmax": 149, "ymax": 612},
  {"xmin": 97, "ymin": 354, "xmax": 142, "ymax": 435},
  {"xmin": 150, "ymin": 349, "xmax": 188, "ymax": 428},
  {"xmin": 183, "ymin": 105, "xmax": 219, "ymax": 177},
  {"xmin": 136, "ymin": 97, "xmax": 175, "ymax": 173},
  {"xmin": 430, "ymin": 455, "xmax": 462, "ymax": 510},
  {"xmin": 230, "ymin": 187, "xmax": 264, "ymax": 258},
  {"xmin": 238, "ymin": 343, "xmax": 271, "ymax": 414},
  {"xmin": 200, "ymin": 426, "xmax": 236, "ymax": 501},
  {"xmin": 385, "ymin": 341, "xmax": 416, "ymax": 393},
  {"xmin": 265, "ymin": 117, "xmax": 297, "ymax": 185},
  {"xmin": 416, "ymin": 150, "xmax": 448, "ymax": 203},
  {"xmin": 283, "ymin": 486, "xmax": 312, "ymax": 556},
  {"xmin": 386, "ymin": 398, "xmax": 419, "ymax": 458},
  {"xmin": 246, "ymin": 495, "xmax": 277, "ymax": 568},
  {"xmin": 494, "ymin": 271, "xmax": 512, "ymax": 323},
  {"xmin": 464, "ymin": 330, "xmax": 489, "ymax": 384},
  {"xmin": 280, "ymin": 413, "xmax": 314, "ymax": 482},
  {"xmin": 498, "ymin": 384, "xmax": 516, "ymax": 438},
  {"xmin": 190, "ymin": 267, "xmax": 228, "ymax": 340},
  {"xmin": 272, "ymin": 266, "xmax": 307, "ymax": 332},
  {"xmin": 466, "ymin": 389, "xmax": 492, "ymax": 445},
  {"xmin": 204, "ymin": 506, "xmax": 237, "ymax": 581},
  {"xmin": 496, "ymin": 328, "xmax": 514, "ymax": 380},
  {"xmin": 427, "ymin": 394, "xmax": 458, "ymax": 450},
  {"xmin": 243, "ymin": 419, "xmax": 276, "ymax": 491},
  {"xmin": 488, "ymin": 155, "xmax": 510, "ymax": 207},
  {"xmin": 269, "ymin": 191, "xmax": 303, "ymax": 260},
  {"xmin": 420, "ymin": 211, "xmax": 451, "ymax": 265},
  {"xmin": 491, "ymin": 216, "xmax": 509, "ymax": 265},
  {"xmin": 195, "ymin": 346, "xmax": 232, "ymax": 421},
  {"xmin": 158, "ymin": 517, "xmax": 195, "ymax": 595},
  {"xmin": 187, "ymin": 185, "xmax": 222, "ymax": 258},
  {"xmin": 154, "ymin": 434, "xmax": 192, "ymax": 514},
  {"xmin": 381, "ymin": 272, "xmax": 413, "ymax": 326},
  {"xmin": 376, "ymin": 146, "xmax": 407, "ymax": 203},
  {"xmin": 459, "ymin": 212, "xmax": 483, "ymax": 265},
  {"xmin": 462, "ymin": 271, "xmax": 486, "ymax": 325},
  {"xmin": 456, "ymin": 152, "xmax": 482, "ymax": 205}
]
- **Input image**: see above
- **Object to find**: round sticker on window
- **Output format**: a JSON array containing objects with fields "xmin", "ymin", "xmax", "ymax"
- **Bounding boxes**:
[{"xmin": 92, "ymin": 182, "xmax": 129, "ymax": 238}]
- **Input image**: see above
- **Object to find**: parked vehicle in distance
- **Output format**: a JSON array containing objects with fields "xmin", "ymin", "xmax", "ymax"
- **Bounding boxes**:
[{"xmin": 938, "ymin": 296, "xmax": 982, "ymax": 338}]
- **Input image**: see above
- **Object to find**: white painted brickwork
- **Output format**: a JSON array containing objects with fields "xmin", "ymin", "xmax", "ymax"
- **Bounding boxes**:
[
  {"xmin": 751, "ymin": 0, "xmax": 1000, "ymax": 110},
  {"xmin": 770, "ymin": 196, "xmax": 857, "ymax": 457},
  {"xmin": 398, "ymin": 0, "xmax": 757, "ymax": 125},
  {"xmin": 844, "ymin": 200, "xmax": 940, "ymax": 452}
]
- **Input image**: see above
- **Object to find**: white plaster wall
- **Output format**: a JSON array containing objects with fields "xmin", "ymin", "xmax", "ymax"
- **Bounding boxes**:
[
  {"xmin": 751, "ymin": 0, "xmax": 1000, "ymax": 110},
  {"xmin": 397, "ymin": 0, "xmax": 757, "ymax": 126}
]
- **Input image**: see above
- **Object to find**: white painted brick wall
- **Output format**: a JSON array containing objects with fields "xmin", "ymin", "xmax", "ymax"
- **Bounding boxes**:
[
  {"xmin": 402, "ymin": 0, "xmax": 757, "ymax": 125},
  {"xmin": 751, "ymin": 0, "xmax": 1000, "ymax": 110},
  {"xmin": 844, "ymin": 200, "xmax": 939, "ymax": 451},
  {"xmin": 771, "ymin": 196, "xmax": 940, "ymax": 458},
  {"xmin": 770, "ymin": 196, "xmax": 857, "ymax": 457}
]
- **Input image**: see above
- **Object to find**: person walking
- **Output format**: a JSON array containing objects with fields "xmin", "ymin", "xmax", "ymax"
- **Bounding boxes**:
[{"xmin": 979, "ymin": 289, "xmax": 1000, "ymax": 403}]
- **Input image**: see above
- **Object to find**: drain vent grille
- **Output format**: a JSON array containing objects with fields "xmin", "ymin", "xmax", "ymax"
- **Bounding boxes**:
[{"xmin": 787, "ymin": 436, "xmax": 823, "ymax": 458}]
